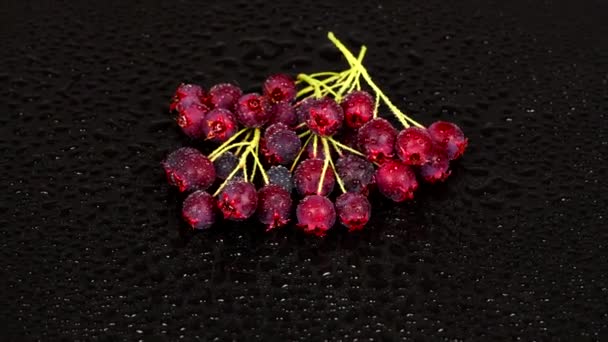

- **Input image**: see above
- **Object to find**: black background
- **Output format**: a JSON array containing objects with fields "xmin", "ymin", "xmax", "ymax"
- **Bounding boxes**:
[{"xmin": 2, "ymin": 0, "xmax": 607, "ymax": 340}]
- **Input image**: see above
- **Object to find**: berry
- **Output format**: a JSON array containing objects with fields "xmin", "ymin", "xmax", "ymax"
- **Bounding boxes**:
[
  {"xmin": 261, "ymin": 124, "xmax": 301, "ymax": 165},
  {"xmin": 305, "ymin": 140, "xmax": 327, "ymax": 159},
  {"xmin": 203, "ymin": 108, "xmax": 239, "ymax": 142},
  {"xmin": 235, "ymin": 93, "xmax": 272, "ymax": 127},
  {"xmin": 395, "ymin": 127, "xmax": 435, "ymax": 165},
  {"xmin": 170, "ymin": 83, "xmax": 205, "ymax": 111},
  {"xmin": 162, "ymin": 147, "xmax": 216, "ymax": 192},
  {"xmin": 267, "ymin": 165, "xmax": 293, "ymax": 191},
  {"xmin": 208, "ymin": 83, "xmax": 242, "ymax": 111},
  {"xmin": 295, "ymin": 97, "xmax": 316, "ymax": 124},
  {"xmin": 335, "ymin": 154, "xmax": 375, "ymax": 193},
  {"xmin": 294, "ymin": 158, "xmax": 335, "ymax": 196},
  {"xmin": 257, "ymin": 184, "xmax": 293, "ymax": 230},
  {"xmin": 213, "ymin": 152, "xmax": 243, "ymax": 179},
  {"xmin": 296, "ymin": 195, "xmax": 336, "ymax": 236},
  {"xmin": 176, "ymin": 104, "xmax": 208, "ymax": 138},
  {"xmin": 419, "ymin": 147, "xmax": 451, "ymax": 183},
  {"xmin": 263, "ymin": 74, "xmax": 296, "ymax": 104},
  {"xmin": 335, "ymin": 192, "xmax": 371, "ymax": 231},
  {"xmin": 182, "ymin": 191, "xmax": 216, "ymax": 230},
  {"xmin": 376, "ymin": 160, "xmax": 418, "ymax": 202},
  {"xmin": 305, "ymin": 97, "xmax": 344, "ymax": 136},
  {"xmin": 340, "ymin": 91, "xmax": 374, "ymax": 129},
  {"xmin": 427, "ymin": 121, "xmax": 468, "ymax": 160},
  {"xmin": 268, "ymin": 102, "xmax": 298, "ymax": 127},
  {"xmin": 264, "ymin": 122, "xmax": 290, "ymax": 137},
  {"xmin": 217, "ymin": 181, "xmax": 258, "ymax": 220},
  {"xmin": 357, "ymin": 118, "xmax": 398, "ymax": 163}
]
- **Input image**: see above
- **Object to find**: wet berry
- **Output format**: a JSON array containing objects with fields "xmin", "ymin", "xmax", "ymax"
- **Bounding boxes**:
[
  {"xmin": 336, "ymin": 154, "xmax": 375, "ymax": 193},
  {"xmin": 208, "ymin": 83, "xmax": 242, "ymax": 111},
  {"xmin": 267, "ymin": 165, "xmax": 293, "ymax": 191},
  {"xmin": 213, "ymin": 152, "xmax": 243, "ymax": 179},
  {"xmin": 264, "ymin": 122, "xmax": 290, "ymax": 137},
  {"xmin": 305, "ymin": 97, "xmax": 344, "ymax": 136},
  {"xmin": 217, "ymin": 181, "xmax": 258, "ymax": 220},
  {"xmin": 268, "ymin": 102, "xmax": 298, "ymax": 127},
  {"xmin": 176, "ymin": 104, "xmax": 208, "ymax": 138},
  {"xmin": 427, "ymin": 121, "xmax": 468, "ymax": 160},
  {"xmin": 295, "ymin": 97, "xmax": 316, "ymax": 124},
  {"xmin": 357, "ymin": 118, "xmax": 398, "ymax": 163},
  {"xmin": 257, "ymin": 184, "xmax": 293, "ymax": 230},
  {"xmin": 296, "ymin": 195, "xmax": 336, "ymax": 236},
  {"xmin": 170, "ymin": 83, "xmax": 205, "ymax": 111},
  {"xmin": 419, "ymin": 147, "xmax": 451, "ymax": 183},
  {"xmin": 203, "ymin": 108, "xmax": 239, "ymax": 142},
  {"xmin": 262, "ymin": 124, "xmax": 301, "ymax": 165},
  {"xmin": 376, "ymin": 160, "xmax": 418, "ymax": 202},
  {"xmin": 162, "ymin": 147, "xmax": 216, "ymax": 192},
  {"xmin": 305, "ymin": 140, "xmax": 327, "ymax": 159},
  {"xmin": 182, "ymin": 191, "xmax": 216, "ymax": 230},
  {"xmin": 340, "ymin": 91, "xmax": 374, "ymax": 129},
  {"xmin": 294, "ymin": 158, "xmax": 335, "ymax": 196},
  {"xmin": 395, "ymin": 127, "xmax": 435, "ymax": 165},
  {"xmin": 263, "ymin": 74, "xmax": 296, "ymax": 104},
  {"xmin": 235, "ymin": 93, "xmax": 272, "ymax": 127},
  {"xmin": 335, "ymin": 192, "xmax": 371, "ymax": 231}
]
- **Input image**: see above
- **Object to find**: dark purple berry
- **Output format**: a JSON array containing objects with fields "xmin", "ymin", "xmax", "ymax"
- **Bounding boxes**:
[
  {"xmin": 263, "ymin": 74, "xmax": 296, "ymax": 104},
  {"xmin": 419, "ymin": 147, "xmax": 451, "ymax": 183},
  {"xmin": 257, "ymin": 184, "xmax": 293, "ymax": 230},
  {"xmin": 296, "ymin": 195, "xmax": 336, "ymax": 236},
  {"xmin": 264, "ymin": 122, "xmax": 290, "ymax": 137},
  {"xmin": 235, "ymin": 93, "xmax": 272, "ymax": 127},
  {"xmin": 395, "ymin": 127, "xmax": 435, "ymax": 165},
  {"xmin": 294, "ymin": 158, "xmax": 335, "ymax": 196},
  {"xmin": 305, "ymin": 97, "xmax": 344, "ymax": 136},
  {"xmin": 340, "ymin": 91, "xmax": 374, "ymax": 129},
  {"xmin": 203, "ymin": 108, "xmax": 239, "ymax": 142},
  {"xmin": 295, "ymin": 97, "xmax": 316, "ymax": 124},
  {"xmin": 170, "ymin": 83, "xmax": 205, "ymax": 111},
  {"xmin": 213, "ymin": 152, "xmax": 243, "ymax": 180},
  {"xmin": 376, "ymin": 160, "xmax": 418, "ymax": 202},
  {"xmin": 357, "ymin": 118, "xmax": 398, "ymax": 164},
  {"xmin": 268, "ymin": 102, "xmax": 297, "ymax": 127},
  {"xmin": 176, "ymin": 104, "xmax": 208, "ymax": 138},
  {"xmin": 208, "ymin": 83, "xmax": 242, "ymax": 111},
  {"xmin": 182, "ymin": 191, "xmax": 216, "ymax": 229},
  {"xmin": 336, "ymin": 154, "xmax": 375, "ymax": 193},
  {"xmin": 427, "ymin": 121, "xmax": 468, "ymax": 160},
  {"xmin": 162, "ymin": 147, "xmax": 216, "ymax": 192},
  {"xmin": 217, "ymin": 181, "xmax": 258, "ymax": 220},
  {"xmin": 335, "ymin": 192, "xmax": 371, "ymax": 231},
  {"xmin": 267, "ymin": 165, "xmax": 293, "ymax": 191},
  {"xmin": 261, "ymin": 124, "xmax": 301, "ymax": 165}
]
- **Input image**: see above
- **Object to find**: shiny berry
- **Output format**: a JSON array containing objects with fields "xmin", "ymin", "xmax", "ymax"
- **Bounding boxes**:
[
  {"xmin": 235, "ymin": 93, "xmax": 272, "ymax": 127},
  {"xmin": 170, "ymin": 83, "xmax": 205, "ymax": 111},
  {"xmin": 427, "ymin": 121, "xmax": 468, "ymax": 160},
  {"xmin": 336, "ymin": 154, "xmax": 375, "ymax": 193},
  {"xmin": 335, "ymin": 192, "xmax": 371, "ymax": 231},
  {"xmin": 162, "ymin": 147, "xmax": 216, "ymax": 192},
  {"xmin": 203, "ymin": 108, "xmax": 239, "ymax": 142},
  {"xmin": 395, "ymin": 127, "xmax": 435, "ymax": 165},
  {"xmin": 357, "ymin": 118, "xmax": 398, "ymax": 163},
  {"xmin": 263, "ymin": 74, "xmax": 296, "ymax": 104},
  {"xmin": 268, "ymin": 102, "xmax": 297, "ymax": 127},
  {"xmin": 294, "ymin": 158, "xmax": 335, "ymax": 196},
  {"xmin": 176, "ymin": 104, "xmax": 208, "ymax": 138},
  {"xmin": 264, "ymin": 122, "xmax": 290, "ymax": 137},
  {"xmin": 305, "ymin": 97, "xmax": 344, "ymax": 136},
  {"xmin": 217, "ymin": 181, "xmax": 258, "ymax": 220},
  {"xmin": 340, "ymin": 91, "xmax": 374, "ymax": 129},
  {"xmin": 419, "ymin": 147, "xmax": 451, "ymax": 183},
  {"xmin": 267, "ymin": 165, "xmax": 293, "ymax": 191},
  {"xmin": 262, "ymin": 124, "xmax": 301, "ymax": 165},
  {"xmin": 208, "ymin": 83, "xmax": 242, "ymax": 111},
  {"xmin": 257, "ymin": 184, "xmax": 293, "ymax": 230},
  {"xmin": 213, "ymin": 152, "xmax": 243, "ymax": 180},
  {"xmin": 376, "ymin": 160, "xmax": 418, "ymax": 202},
  {"xmin": 182, "ymin": 191, "xmax": 216, "ymax": 230},
  {"xmin": 296, "ymin": 195, "xmax": 336, "ymax": 236},
  {"xmin": 295, "ymin": 97, "xmax": 316, "ymax": 124}
]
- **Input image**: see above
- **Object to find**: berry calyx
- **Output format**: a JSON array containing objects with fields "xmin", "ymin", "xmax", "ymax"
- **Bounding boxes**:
[
  {"xmin": 340, "ymin": 90, "xmax": 374, "ymax": 129},
  {"xmin": 208, "ymin": 83, "xmax": 242, "ymax": 111},
  {"xmin": 235, "ymin": 93, "xmax": 272, "ymax": 128},
  {"xmin": 305, "ymin": 97, "xmax": 344, "ymax": 137},
  {"xmin": 296, "ymin": 195, "xmax": 336, "ymax": 236},
  {"xmin": 395, "ymin": 127, "xmax": 435, "ymax": 166},
  {"xmin": 357, "ymin": 118, "xmax": 398, "ymax": 163},
  {"xmin": 263, "ymin": 74, "xmax": 296, "ymax": 104},
  {"xmin": 294, "ymin": 158, "xmax": 335, "ymax": 196},
  {"xmin": 257, "ymin": 184, "xmax": 293, "ymax": 230},
  {"xmin": 217, "ymin": 181, "xmax": 258, "ymax": 220},
  {"xmin": 203, "ymin": 108, "xmax": 239, "ymax": 142},
  {"xmin": 376, "ymin": 160, "xmax": 418, "ymax": 202},
  {"xmin": 162, "ymin": 147, "xmax": 215, "ymax": 192},
  {"xmin": 335, "ymin": 192, "xmax": 371, "ymax": 231},
  {"xmin": 427, "ymin": 121, "xmax": 468, "ymax": 160},
  {"xmin": 182, "ymin": 191, "xmax": 216, "ymax": 230}
]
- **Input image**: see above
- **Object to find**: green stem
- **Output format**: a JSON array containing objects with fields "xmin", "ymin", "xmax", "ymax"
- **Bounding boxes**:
[
  {"xmin": 323, "ymin": 138, "xmax": 346, "ymax": 193},
  {"xmin": 209, "ymin": 128, "xmax": 250, "ymax": 160},
  {"xmin": 317, "ymin": 145, "xmax": 331, "ymax": 195},
  {"xmin": 290, "ymin": 134, "xmax": 313, "ymax": 172},
  {"xmin": 327, "ymin": 137, "xmax": 367, "ymax": 159},
  {"xmin": 209, "ymin": 142, "xmax": 251, "ymax": 162}
]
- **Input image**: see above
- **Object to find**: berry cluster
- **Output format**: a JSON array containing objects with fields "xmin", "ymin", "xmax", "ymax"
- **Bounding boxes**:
[{"xmin": 162, "ymin": 32, "xmax": 468, "ymax": 236}]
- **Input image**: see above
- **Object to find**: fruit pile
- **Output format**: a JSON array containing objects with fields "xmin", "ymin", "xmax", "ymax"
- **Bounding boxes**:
[{"xmin": 162, "ymin": 32, "xmax": 467, "ymax": 236}]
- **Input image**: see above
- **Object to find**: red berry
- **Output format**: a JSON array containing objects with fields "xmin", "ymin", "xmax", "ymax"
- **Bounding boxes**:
[
  {"xmin": 261, "ymin": 124, "xmax": 301, "ymax": 165},
  {"xmin": 162, "ymin": 147, "xmax": 216, "ymax": 192},
  {"xmin": 268, "ymin": 102, "xmax": 297, "ymax": 127},
  {"xmin": 357, "ymin": 118, "xmax": 398, "ymax": 163},
  {"xmin": 235, "ymin": 93, "xmax": 272, "ymax": 127},
  {"xmin": 305, "ymin": 140, "xmax": 327, "ymax": 159},
  {"xmin": 427, "ymin": 121, "xmax": 468, "ymax": 160},
  {"xmin": 419, "ymin": 147, "xmax": 451, "ymax": 183},
  {"xmin": 336, "ymin": 154, "xmax": 375, "ymax": 193},
  {"xmin": 217, "ymin": 181, "xmax": 258, "ymax": 220},
  {"xmin": 170, "ymin": 83, "xmax": 206, "ymax": 111},
  {"xmin": 340, "ymin": 91, "xmax": 374, "ymax": 129},
  {"xmin": 182, "ymin": 191, "xmax": 216, "ymax": 230},
  {"xmin": 395, "ymin": 127, "xmax": 435, "ymax": 165},
  {"xmin": 264, "ymin": 122, "xmax": 290, "ymax": 137},
  {"xmin": 295, "ymin": 97, "xmax": 316, "ymax": 124},
  {"xmin": 208, "ymin": 83, "xmax": 242, "ymax": 111},
  {"xmin": 257, "ymin": 184, "xmax": 293, "ymax": 230},
  {"xmin": 376, "ymin": 160, "xmax": 418, "ymax": 202},
  {"xmin": 176, "ymin": 104, "xmax": 209, "ymax": 138},
  {"xmin": 335, "ymin": 192, "xmax": 371, "ymax": 231},
  {"xmin": 203, "ymin": 108, "xmax": 239, "ymax": 142},
  {"xmin": 305, "ymin": 97, "xmax": 344, "ymax": 136},
  {"xmin": 263, "ymin": 74, "xmax": 296, "ymax": 104},
  {"xmin": 296, "ymin": 195, "xmax": 336, "ymax": 236},
  {"xmin": 294, "ymin": 158, "xmax": 335, "ymax": 196}
]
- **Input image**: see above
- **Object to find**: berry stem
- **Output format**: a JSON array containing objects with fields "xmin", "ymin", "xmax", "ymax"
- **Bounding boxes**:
[
  {"xmin": 298, "ymin": 130, "xmax": 311, "ymax": 138},
  {"xmin": 312, "ymin": 135, "xmax": 318, "ymax": 158},
  {"xmin": 235, "ymin": 131, "xmax": 252, "ymax": 156},
  {"xmin": 209, "ymin": 142, "xmax": 251, "ymax": 162},
  {"xmin": 327, "ymin": 137, "xmax": 367, "ymax": 159},
  {"xmin": 317, "ymin": 150, "xmax": 330, "ymax": 195},
  {"xmin": 335, "ymin": 47, "xmax": 366, "ymax": 102},
  {"xmin": 209, "ymin": 128, "xmax": 251, "ymax": 160},
  {"xmin": 290, "ymin": 134, "xmax": 313, "ymax": 172},
  {"xmin": 373, "ymin": 92, "xmax": 380, "ymax": 118},
  {"xmin": 322, "ymin": 138, "xmax": 347, "ymax": 193}
]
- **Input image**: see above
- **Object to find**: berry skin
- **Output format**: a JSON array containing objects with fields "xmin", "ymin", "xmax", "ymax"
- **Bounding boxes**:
[
  {"xmin": 176, "ymin": 104, "xmax": 209, "ymax": 138},
  {"xmin": 335, "ymin": 192, "xmax": 371, "ymax": 231},
  {"xmin": 213, "ymin": 152, "xmax": 243, "ymax": 180},
  {"xmin": 427, "ymin": 121, "xmax": 468, "ymax": 160},
  {"xmin": 340, "ymin": 91, "xmax": 374, "ymax": 129},
  {"xmin": 235, "ymin": 93, "xmax": 272, "ymax": 127},
  {"xmin": 305, "ymin": 140, "xmax": 327, "ymax": 159},
  {"xmin": 261, "ymin": 124, "xmax": 301, "ymax": 165},
  {"xmin": 295, "ymin": 97, "xmax": 316, "ymax": 124},
  {"xmin": 182, "ymin": 191, "xmax": 216, "ymax": 230},
  {"xmin": 217, "ymin": 181, "xmax": 258, "ymax": 220},
  {"xmin": 162, "ymin": 147, "xmax": 216, "ymax": 192},
  {"xmin": 268, "ymin": 102, "xmax": 298, "ymax": 127},
  {"xmin": 294, "ymin": 158, "xmax": 335, "ymax": 196},
  {"xmin": 257, "ymin": 184, "xmax": 293, "ymax": 230},
  {"xmin": 419, "ymin": 147, "xmax": 451, "ymax": 183},
  {"xmin": 357, "ymin": 118, "xmax": 398, "ymax": 163},
  {"xmin": 305, "ymin": 97, "xmax": 344, "ymax": 136},
  {"xmin": 263, "ymin": 74, "xmax": 296, "ymax": 104},
  {"xmin": 203, "ymin": 108, "xmax": 239, "ymax": 142},
  {"xmin": 336, "ymin": 154, "xmax": 375, "ymax": 193},
  {"xmin": 267, "ymin": 165, "xmax": 293, "ymax": 191},
  {"xmin": 376, "ymin": 160, "xmax": 418, "ymax": 202},
  {"xmin": 208, "ymin": 83, "xmax": 242, "ymax": 111},
  {"xmin": 296, "ymin": 195, "xmax": 336, "ymax": 236},
  {"xmin": 395, "ymin": 127, "xmax": 435, "ymax": 166},
  {"xmin": 170, "ymin": 83, "xmax": 205, "ymax": 112}
]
